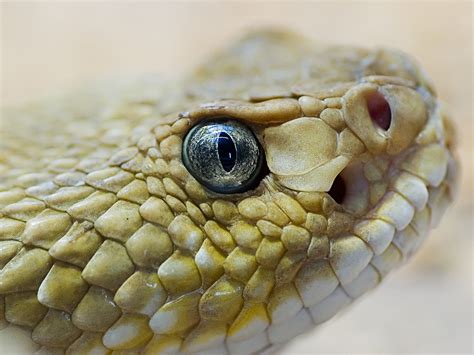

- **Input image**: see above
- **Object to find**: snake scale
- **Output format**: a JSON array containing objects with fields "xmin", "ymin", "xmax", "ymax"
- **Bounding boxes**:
[{"xmin": 0, "ymin": 30, "xmax": 458, "ymax": 354}]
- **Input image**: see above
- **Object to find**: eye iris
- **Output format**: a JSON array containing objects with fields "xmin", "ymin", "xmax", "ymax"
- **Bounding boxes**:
[
  {"xmin": 217, "ymin": 132, "xmax": 236, "ymax": 172},
  {"xmin": 182, "ymin": 119, "xmax": 265, "ymax": 194}
]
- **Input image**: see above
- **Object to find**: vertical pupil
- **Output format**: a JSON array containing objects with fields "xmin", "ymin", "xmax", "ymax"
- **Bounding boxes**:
[{"xmin": 217, "ymin": 131, "xmax": 237, "ymax": 172}]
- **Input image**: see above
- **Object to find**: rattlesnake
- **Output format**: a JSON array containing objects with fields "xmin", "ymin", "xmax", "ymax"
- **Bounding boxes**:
[{"xmin": 0, "ymin": 30, "xmax": 458, "ymax": 354}]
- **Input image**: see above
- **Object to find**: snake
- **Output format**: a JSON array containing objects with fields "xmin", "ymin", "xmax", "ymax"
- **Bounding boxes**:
[{"xmin": 0, "ymin": 30, "xmax": 458, "ymax": 354}]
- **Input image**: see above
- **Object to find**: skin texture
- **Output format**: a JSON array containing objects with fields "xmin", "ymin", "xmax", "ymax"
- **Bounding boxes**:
[{"xmin": 0, "ymin": 30, "xmax": 458, "ymax": 354}]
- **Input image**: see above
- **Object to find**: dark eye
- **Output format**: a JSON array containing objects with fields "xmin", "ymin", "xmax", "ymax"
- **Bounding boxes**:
[{"xmin": 182, "ymin": 119, "xmax": 265, "ymax": 193}]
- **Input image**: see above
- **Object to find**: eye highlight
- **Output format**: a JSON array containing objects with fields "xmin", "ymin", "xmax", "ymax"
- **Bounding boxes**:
[{"xmin": 182, "ymin": 119, "xmax": 265, "ymax": 194}]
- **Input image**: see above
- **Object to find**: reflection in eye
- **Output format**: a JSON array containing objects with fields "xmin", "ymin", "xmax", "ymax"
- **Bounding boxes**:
[
  {"xmin": 366, "ymin": 90, "xmax": 392, "ymax": 130},
  {"xmin": 182, "ymin": 119, "xmax": 265, "ymax": 193}
]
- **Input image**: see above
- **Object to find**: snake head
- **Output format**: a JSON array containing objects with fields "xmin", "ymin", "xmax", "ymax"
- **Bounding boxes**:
[
  {"xmin": 168, "ymin": 36, "xmax": 459, "ymax": 348},
  {"xmin": 0, "ymin": 30, "xmax": 459, "ymax": 353}
]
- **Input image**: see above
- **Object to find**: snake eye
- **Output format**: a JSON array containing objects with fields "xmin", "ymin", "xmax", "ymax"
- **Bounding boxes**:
[{"xmin": 182, "ymin": 119, "xmax": 265, "ymax": 193}]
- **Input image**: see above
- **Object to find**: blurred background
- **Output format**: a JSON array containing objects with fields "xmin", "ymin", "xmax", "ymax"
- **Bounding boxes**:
[{"xmin": 1, "ymin": 1, "xmax": 472, "ymax": 354}]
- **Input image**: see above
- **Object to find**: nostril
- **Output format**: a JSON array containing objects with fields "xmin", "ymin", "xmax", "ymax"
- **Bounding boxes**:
[
  {"xmin": 366, "ymin": 90, "xmax": 391, "ymax": 130},
  {"xmin": 328, "ymin": 174, "xmax": 346, "ymax": 204}
]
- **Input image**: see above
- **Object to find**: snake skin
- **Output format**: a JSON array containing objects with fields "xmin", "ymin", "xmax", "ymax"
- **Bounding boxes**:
[{"xmin": 0, "ymin": 30, "xmax": 458, "ymax": 354}]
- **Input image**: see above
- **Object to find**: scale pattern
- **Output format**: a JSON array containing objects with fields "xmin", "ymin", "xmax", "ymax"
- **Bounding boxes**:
[{"xmin": 0, "ymin": 31, "xmax": 458, "ymax": 354}]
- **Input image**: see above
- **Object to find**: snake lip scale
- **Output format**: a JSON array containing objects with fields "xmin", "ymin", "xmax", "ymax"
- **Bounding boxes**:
[{"xmin": 0, "ymin": 30, "xmax": 458, "ymax": 354}]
